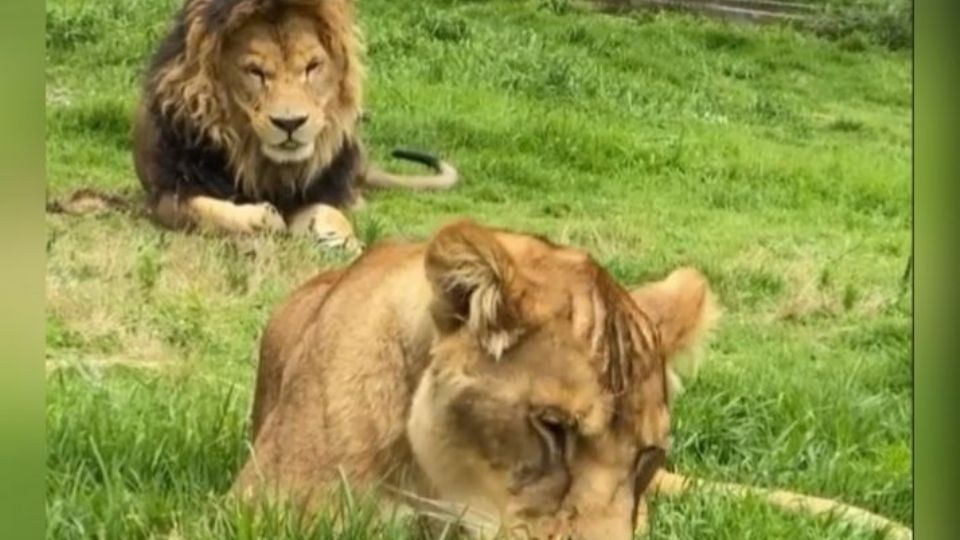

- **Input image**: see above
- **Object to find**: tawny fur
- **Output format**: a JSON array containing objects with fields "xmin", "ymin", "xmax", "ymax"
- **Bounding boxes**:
[
  {"xmin": 232, "ymin": 220, "xmax": 910, "ymax": 539},
  {"xmin": 77, "ymin": 0, "xmax": 459, "ymax": 245},
  {"xmin": 48, "ymin": 0, "xmax": 457, "ymax": 246},
  {"xmin": 148, "ymin": 0, "xmax": 362, "ymax": 199}
]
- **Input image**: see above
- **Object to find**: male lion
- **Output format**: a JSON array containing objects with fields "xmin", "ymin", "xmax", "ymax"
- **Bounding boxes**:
[
  {"xmin": 233, "ymin": 220, "xmax": 912, "ymax": 539},
  {"xmin": 133, "ymin": 0, "xmax": 457, "ymax": 249}
]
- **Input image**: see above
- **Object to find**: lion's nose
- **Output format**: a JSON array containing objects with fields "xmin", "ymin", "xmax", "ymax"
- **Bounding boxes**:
[{"xmin": 270, "ymin": 115, "xmax": 308, "ymax": 134}]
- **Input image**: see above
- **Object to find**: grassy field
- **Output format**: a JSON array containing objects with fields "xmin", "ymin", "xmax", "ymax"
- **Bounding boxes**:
[{"xmin": 45, "ymin": 0, "xmax": 911, "ymax": 538}]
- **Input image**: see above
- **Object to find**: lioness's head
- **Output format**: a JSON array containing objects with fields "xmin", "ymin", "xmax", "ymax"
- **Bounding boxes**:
[
  {"xmin": 152, "ymin": 0, "xmax": 360, "ymax": 176},
  {"xmin": 408, "ymin": 221, "xmax": 717, "ymax": 540}
]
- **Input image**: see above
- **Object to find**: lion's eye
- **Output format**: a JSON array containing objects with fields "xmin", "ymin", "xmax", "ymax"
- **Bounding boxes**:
[
  {"xmin": 245, "ymin": 65, "xmax": 267, "ymax": 84},
  {"xmin": 305, "ymin": 59, "xmax": 322, "ymax": 76}
]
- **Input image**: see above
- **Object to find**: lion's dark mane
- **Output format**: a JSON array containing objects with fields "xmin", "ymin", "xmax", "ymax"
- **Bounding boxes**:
[{"xmin": 137, "ymin": 0, "xmax": 362, "ymax": 214}]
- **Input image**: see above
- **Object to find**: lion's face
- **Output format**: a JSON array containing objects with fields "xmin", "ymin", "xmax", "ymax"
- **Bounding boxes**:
[
  {"xmin": 408, "ymin": 223, "xmax": 715, "ymax": 540},
  {"xmin": 222, "ymin": 13, "xmax": 342, "ymax": 164}
]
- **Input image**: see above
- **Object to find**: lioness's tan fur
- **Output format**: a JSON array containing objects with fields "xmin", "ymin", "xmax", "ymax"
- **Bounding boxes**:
[
  {"xmin": 234, "ymin": 220, "xmax": 711, "ymax": 538},
  {"xmin": 234, "ymin": 220, "xmax": 911, "ymax": 540}
]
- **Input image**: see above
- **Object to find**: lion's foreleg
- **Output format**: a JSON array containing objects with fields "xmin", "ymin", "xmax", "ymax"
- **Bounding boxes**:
[{"xmin": 178, "ymin": 195, "xmax": 286, "ymax": 234}]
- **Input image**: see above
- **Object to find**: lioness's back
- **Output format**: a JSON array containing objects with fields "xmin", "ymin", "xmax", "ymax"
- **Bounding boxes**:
[{"xmin": 251, "ymin": 242, "xmax": 431, "ymax": 439}]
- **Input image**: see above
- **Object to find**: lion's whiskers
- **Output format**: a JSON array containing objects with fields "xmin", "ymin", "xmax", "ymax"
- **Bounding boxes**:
[{"xmin": 383, "ymin": 486, "xmax": 502, "ymax": 538}]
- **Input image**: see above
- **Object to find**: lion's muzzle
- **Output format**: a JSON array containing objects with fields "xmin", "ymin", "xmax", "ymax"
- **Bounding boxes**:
[{"xmin": 270, "ymin": 114, "xmax": 308, "ymax": 135}]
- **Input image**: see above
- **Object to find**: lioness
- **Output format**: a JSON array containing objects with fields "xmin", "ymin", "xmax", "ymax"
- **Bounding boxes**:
[
  {"xmin": 133, "ymin": 0, "xmax": 457, "ymax": 249},
  {"xmin": 233, "ymin": 218, "xmax": 704, "ymax": 538},
  {"xmin": 233, "ymin": 220, "xmax": 912, "ymax": 540}
]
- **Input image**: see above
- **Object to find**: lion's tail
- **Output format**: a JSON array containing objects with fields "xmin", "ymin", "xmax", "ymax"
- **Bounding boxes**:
[
  {"xmin": 652, "ymin": 470, "xmax": 912, "ymax": 540},
  {"xmin": 364, "ymin": 149, "xmax": 459, "ymax": 191},
  {"xmin": 46, "ymin": 188, "xmax": 137, "ymax": 216}
]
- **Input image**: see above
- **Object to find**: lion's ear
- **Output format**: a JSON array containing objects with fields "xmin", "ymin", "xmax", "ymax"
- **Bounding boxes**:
[
  {"xmin": 425, "ymin": 220, "xmax": 526, "ymax": 359},
  {"xmin": 630, "ymin": 267, "xmax": 719, "ymax": 362}
]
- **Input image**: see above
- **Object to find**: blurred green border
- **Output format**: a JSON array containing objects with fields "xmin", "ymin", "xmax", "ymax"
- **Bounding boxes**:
[
  {"xmin": 0, "ymin": 1, "xmax": 45, "ymax": 537},
  {"xmin": 915, "ymin": 2, "xmax": 956, "ymax": 539},
  {"xmin": 1, "ymin": 0, "xmax": 949, "ymax": 538}
]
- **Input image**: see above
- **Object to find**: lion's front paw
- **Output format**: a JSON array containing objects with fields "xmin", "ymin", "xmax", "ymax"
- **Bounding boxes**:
[
  {"xmin": 237, "ymin": 202, "xmax": 286, "ymax": 233},
  {"xmin": 289, "ymin": 204, "xmax": 362, "ymax": 252},
  {"xmin": 314, "ymin": 227, "xmax": 364, "ymax": 253},
  {"xmin": 187, "ymin": 197, "xmax": 287, "ymax": 235}
]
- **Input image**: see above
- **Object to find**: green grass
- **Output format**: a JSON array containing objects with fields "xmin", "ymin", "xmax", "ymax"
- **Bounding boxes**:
[{"xmin": 45, "ymin": 0, "xmax": 911, "ymax": 538}]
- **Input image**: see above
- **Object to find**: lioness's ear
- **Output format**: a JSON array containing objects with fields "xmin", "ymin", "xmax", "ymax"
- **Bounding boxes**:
[
  {"xmin": 630, "ymin": 267, "xmax": 719, "ymax": 361},
  {"xmin": 425, "ymin": 220, "xmax": 526, "ymax": 359}
]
